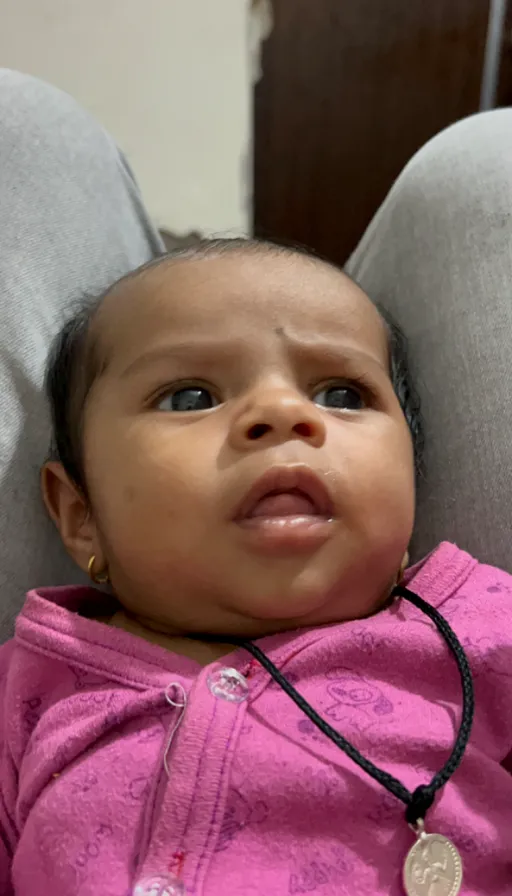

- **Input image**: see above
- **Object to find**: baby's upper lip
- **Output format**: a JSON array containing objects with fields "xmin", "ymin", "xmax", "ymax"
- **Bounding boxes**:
[{"xmin": 233, "ymin": 465, "xmax": 334, "ymax": 520}]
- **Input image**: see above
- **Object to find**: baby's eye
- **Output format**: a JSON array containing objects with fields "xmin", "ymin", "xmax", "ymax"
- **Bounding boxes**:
[
  {"xmin": 312, "ymin": 383, "xmax": 365, "ymax": 411},
  {"xmin": 157, "ymin": 386, "xmax": 219, "ymax": 412}
]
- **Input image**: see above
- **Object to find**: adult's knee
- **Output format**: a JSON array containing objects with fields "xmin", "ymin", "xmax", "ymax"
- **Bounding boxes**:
[
  {"xmin": 396, "ymin": 108, "xmax": 512, "ymax": 217},
  {"xmin": 348, "ymin": 109, "xmax": 512, "ymax": 570},
  {"xmin": 0, "ymin": 68, "xmax": 113, "ymax": 164},
  {"xmin": 0, "ymin": 68, "xmax": 58, "ymax": 104},
  {"xmin": 349, "ymin": 107, "xmax": 512, "ymax": 288},
  {"xmin": 0, "ymin": 69, "xmax": 72, "ymax": 133}
]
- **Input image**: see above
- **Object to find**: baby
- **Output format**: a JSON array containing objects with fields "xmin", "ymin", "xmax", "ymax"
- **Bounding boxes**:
[{"xmin": 0, "ymin": 238, "xmax": 511, "ymax": 896}]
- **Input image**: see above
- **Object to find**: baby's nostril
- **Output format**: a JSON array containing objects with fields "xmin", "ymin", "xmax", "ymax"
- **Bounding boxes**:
[
  {"xmin": 293, "ymin": 422, "xmax": 313, "ymax": 438},
  {"xmin": 247, "ymin": 423, "xmax": 272, "ymax": 440}
]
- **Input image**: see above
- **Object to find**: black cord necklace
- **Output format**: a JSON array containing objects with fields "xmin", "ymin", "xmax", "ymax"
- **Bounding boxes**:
[{"xmin": 240, "ymin": 585, "xmax": 475, "ymax": 896}]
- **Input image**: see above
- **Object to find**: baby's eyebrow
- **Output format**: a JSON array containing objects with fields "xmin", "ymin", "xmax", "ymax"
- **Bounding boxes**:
[
  {"xmin": 276, "ymin": 328, "xmax": 388, "ymax": 369},
  {"xmin": 115, "ymin": 336, "xmax": 388, "ymax": 380},
  {"xmin": 291, "ymin": 342, "xmax": 387, "ymax": 373},
  {"xmin": 270, "ymin": 334, "xmax": 389, "ymax": 377},
  {"xmin": 117, "ymin": 338, "xmax": 245, "ymax": 379}
]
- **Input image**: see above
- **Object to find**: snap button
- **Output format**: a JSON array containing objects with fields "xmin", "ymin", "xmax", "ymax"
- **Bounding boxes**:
[
  {"xmin": 133, "ymin": 873, "xmax": 185, "ymax": 895},
  {"xmin": 207, "ymin": 667, "xmax": 249, "ymax": 703}
]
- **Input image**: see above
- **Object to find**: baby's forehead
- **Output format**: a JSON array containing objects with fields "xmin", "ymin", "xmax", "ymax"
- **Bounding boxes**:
[{"xmin": 96, "ymin": 251, "xmax": 388, "ymax": 364}]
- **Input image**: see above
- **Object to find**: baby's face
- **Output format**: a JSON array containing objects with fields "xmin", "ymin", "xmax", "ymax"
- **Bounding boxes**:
[{"xmin": 81, "ymin": 250, "xmax": 415, "ymax": 638}]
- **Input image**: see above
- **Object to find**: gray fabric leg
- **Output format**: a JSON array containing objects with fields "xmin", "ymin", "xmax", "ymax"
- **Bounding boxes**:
[
  {"xmin": 347, "ymin": 109, "xmax": 512, "ymax": 570},
  {"xmin": 0, "ymin": 70, "xmax": 164, "ymax": 637}
]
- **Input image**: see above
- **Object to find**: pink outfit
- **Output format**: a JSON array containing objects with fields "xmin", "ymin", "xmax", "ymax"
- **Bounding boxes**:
[{"xmin": 0, "ymin": 542, "xmax": 511, "ymax": 895}]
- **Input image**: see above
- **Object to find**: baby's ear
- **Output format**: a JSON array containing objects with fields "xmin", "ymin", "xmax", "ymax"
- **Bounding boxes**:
[{"xmin": 41, "ymin": 462, "xmax": 104, "ymax": 575}]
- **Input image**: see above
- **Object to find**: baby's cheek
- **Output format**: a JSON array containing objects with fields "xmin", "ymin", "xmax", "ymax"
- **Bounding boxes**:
[
  {"xmin": 97, "ymin": 466, "xmax": 213, "ymax": 563},
  {"xmin": 350, "ymin": 452, "xmax": 414, "ymax": 542},
  {"xmin": 91, "ymin": 432, "xmax": 201, "ymax": 511},
  {"xmin": 366, "ymin": 485, "xmax": 415, "ymax": 553}
]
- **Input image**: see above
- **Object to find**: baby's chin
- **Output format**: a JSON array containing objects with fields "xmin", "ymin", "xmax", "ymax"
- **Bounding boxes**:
[{"xmin": 222, "ymin": 577, "xmax": 384, "ymax": 638}]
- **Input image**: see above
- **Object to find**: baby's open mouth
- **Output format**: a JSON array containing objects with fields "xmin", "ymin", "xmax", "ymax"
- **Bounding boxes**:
[
  {"xmin": 245, "ymin": 488, "xmax": 322, "ymax": 519},
  {"xmin": 233, "ymin": 466, "xmax": 335, "ymax": 554}
]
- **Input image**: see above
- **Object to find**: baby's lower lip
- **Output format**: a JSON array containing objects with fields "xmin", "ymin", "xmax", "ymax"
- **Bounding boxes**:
[{"xmin": 234, "ymin": 514, "xmax": 335, "ymax": 555}]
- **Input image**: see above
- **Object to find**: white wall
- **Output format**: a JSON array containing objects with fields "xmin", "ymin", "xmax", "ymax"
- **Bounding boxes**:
[{"xmin": 1, "ymin": 0, "xmax": 251, "ymax": 234}]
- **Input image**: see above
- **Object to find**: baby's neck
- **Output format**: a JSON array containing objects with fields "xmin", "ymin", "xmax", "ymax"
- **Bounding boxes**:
[{"xmin": 107, "ymin": 609, "xmax": 237, "ymax": 666}]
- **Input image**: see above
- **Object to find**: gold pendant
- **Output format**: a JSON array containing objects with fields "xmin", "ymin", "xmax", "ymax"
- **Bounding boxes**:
[{"xmin": 403, "ymin": 819, "xmax": 463, "ymax": 896}]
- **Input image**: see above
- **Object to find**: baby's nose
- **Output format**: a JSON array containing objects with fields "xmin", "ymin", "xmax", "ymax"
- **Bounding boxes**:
[{"xmin": 229, "ymin": 388, "xmax": 327, "ymax": 450}]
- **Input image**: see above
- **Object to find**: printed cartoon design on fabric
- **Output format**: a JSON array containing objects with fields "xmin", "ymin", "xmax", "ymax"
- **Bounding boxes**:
[
  {"xmin": 239, "ymin": 720, "xmax": 253, "ymax": 737},
  {"xmin": 78, "ymin": 689, "xmax": 118, "ymax": 711},
  {"xmin": 288, "ymin": 847, "xmax": 353, "ymax": 893},
  {"xmin": 297, "ymin": 717, "xmax": 327, "ymax": 744},
  {"xmin": 296, "ymin": 670, "xmax": 392, "ymax": 745},
  {"xmin": 458, "ymin": 634, "xmax": 512, "ymax": 682},
  {"xmin": 35, "ymin": 817, "xmax": 114, "ymax": 888},
  {"xmin": 71, "ymin": 771, "xmax": 99, "ymax": 796},
  {"xmin": 22, "ymin": 696, "xmax": 43, "ymax": 735},
  {"xmin": 69, "ymin": 667, "xmax": 122, "ymax": 716},
  {"xmin": 271, "ymin": 756, "xmax": 343, "ymax": 802},
  {"xmin": 72, "ymin": 822, "xmax": 114, "ymax": 879},
  {"xmin": 442, "ymin": 579, "xmax": 512, "ymax": 624},
  {"xmin": 286, "ymin": 760, "xmax": 342, "ymax": 800},
  {"xmin": 324, "ymin": 669, "xmax": 393, "ymax": 723},
  {"xmin": 486, "ymin": 580, "xmax": 512, "ymax": 595},
  {"xmin": 344, "ymin": 630, "xmax": 377, "ymax": 654},
  {"xmin": 366, "ymin": 791, "xmax": 401, "ymax": 825},
  {"xmin": 215, "ymin": 788, "xmax": 269, "ymax": 852},
  {"xmin": 128, "ymin": 775, "xmax": 151, "ymax": 801},
  {"xmin": 70, "ymin": 667, "xmax": 107, "ymax": 690},
  {"xmin": 438, "ymin": 594, "xmax": 469, "ymax": 624}
]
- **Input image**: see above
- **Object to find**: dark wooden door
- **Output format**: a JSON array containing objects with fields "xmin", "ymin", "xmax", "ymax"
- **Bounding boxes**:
[
  {"xmin": 497, "ymin": 1, "xmax": 512, "ymax": 105},
  {"xmin": 254, "ymin": 0, "xmax": 493, "ymax": 266}
]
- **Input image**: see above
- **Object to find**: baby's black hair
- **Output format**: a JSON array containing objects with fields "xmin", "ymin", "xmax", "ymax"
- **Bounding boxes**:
[{"xmin": 45, "ymin": 238, "xmax": 424, "ymax": 494}]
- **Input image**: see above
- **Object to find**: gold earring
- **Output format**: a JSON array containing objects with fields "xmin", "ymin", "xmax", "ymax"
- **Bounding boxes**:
[
  {"xmin": 397, "ymin": 552, "xmax": 410, "ymax": 585},
  {"xmin": 88, "ymin": 555, "xmax": 110, "ymax": 585}
]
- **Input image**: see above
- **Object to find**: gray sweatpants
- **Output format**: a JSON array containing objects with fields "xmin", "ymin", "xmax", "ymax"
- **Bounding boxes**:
[{"xmin": 0, "ymin": 69, "xmax": 510, "ymax": 639}]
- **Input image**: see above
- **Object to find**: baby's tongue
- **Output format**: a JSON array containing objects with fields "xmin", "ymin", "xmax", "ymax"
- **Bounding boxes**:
[{"xmin": 249, "ymin": 490, "xmax": 317, "ymax": 518}]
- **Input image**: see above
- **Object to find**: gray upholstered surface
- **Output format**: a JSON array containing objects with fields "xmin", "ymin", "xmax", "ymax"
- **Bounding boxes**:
[
  {"xmin": 0, "ymin": 69, "xmax": 163, "ymax": 638},
  {"xmin": 347, "ymin": 109, "xmax": 512, "ymax": 571}
]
